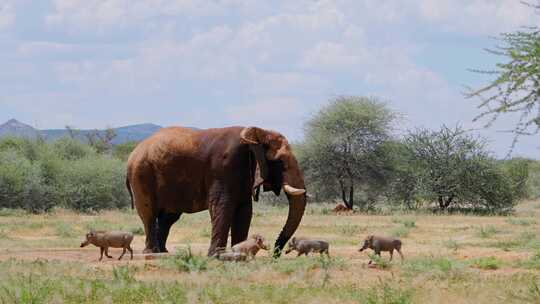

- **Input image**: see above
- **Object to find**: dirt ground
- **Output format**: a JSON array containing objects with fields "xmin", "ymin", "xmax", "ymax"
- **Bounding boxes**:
[{"xmin": 0, "ymin": 200, "xmax": 539, "ymax": 303}]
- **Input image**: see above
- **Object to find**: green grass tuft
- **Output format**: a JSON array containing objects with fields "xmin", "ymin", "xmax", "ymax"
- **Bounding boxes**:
[
  {"xmin": 161, "ymin": 246, "xmax": 208, "ymax": 273},
  {"xmin": 443, "ymin": 239, "xmax": 460, "ymax": 252},
  {"xmin": 364, "ymin": 279, "xmax": 414, "ymax": 304},
  {"xmin": 403, "ymin": 256, "xmax": 466, "ymax": 280},
  {"xmin": 390, "ymin": 226, "xmax": 410, "ymax": 238},
  {"xmin": 368, "ymin": 253, "xmax": 391, "ymax": 269},
  {"xmin": 54, "ymin": 221, "xmax": 76, "ymax": 238},
  {"xmin": 469, "ymin": 256, "xmax": 502, "ymax": 270},
  {"xmin": 516, "ymin": 251, "xmax": 540, "ymax": 270},
  {"xmin": 476, "ymin": 225, "xmax": 499, "ymax": 238},
  {"xmin": 506, "ymin": 218, "xmax": 536, "ymax": 226}
]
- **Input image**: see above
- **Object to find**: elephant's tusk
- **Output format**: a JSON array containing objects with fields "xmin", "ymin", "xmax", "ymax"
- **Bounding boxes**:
[{"xmin": 283, "ymin": 184, "xmax": 306, "ymax": 196}]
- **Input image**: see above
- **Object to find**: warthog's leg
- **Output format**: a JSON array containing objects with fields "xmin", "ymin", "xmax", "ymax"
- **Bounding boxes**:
[
  {"xmin": 389, "ymin": 249, "xmax": 394, "ymax": 262},
  {"xmin": 99, "ymin": 247, "xmax": 104, "ymax": 261},
  {"xmin": 128, "ymin": 246, "xmax": 134, "ymax": 260},
  {"xmin": 118, "ymin": 248, "xmax": 126, "ymax": 260},
  {"xmin": 105, "ymin": 247, "xmax": 113, "ymax": 258},
  {"xmin": 397, "ymin": 249, "xmax": 404, "ymax": 261}
]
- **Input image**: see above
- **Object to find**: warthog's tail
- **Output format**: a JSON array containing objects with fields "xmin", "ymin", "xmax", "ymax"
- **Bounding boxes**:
[{"xmin": 126, "ymin": 176, "xmax": 134, "ymax": 210}]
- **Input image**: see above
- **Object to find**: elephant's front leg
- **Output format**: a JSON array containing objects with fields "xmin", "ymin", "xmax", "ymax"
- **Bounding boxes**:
[
  {"xmin": 207, "ymin": 201, "xmax": 235, "ymax": 257},
  {"xmin": 231, "ymin": 202, "xmax": 252, "ymax": 247}
]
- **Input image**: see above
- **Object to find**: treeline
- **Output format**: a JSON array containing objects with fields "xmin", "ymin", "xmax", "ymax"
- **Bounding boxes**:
[
  {"xmin": 0, "ymin": 97, "xmax": 538, "ymax": 214},
  {"xmin": 295, "ymin": 96, "xmax": 540, "ymax": 214},
  {"xmin": 0, "ymin": 137, "xmax": 136, "ymax": 213}
]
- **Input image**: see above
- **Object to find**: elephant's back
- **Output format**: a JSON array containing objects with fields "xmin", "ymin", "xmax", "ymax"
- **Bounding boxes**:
[{"xmin": 128, "ymin": 127, "xmax": 199, "ymax": 165}]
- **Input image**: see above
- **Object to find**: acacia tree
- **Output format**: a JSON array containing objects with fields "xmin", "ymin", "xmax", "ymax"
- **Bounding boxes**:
[
  {"xmin": 405, "ymin": 125, "xmax": 520, "ymax": 213},
  {"xmin": 300, "ymin": 96, "xmax": 396, "ymax": 209},
  {"xmin": 467, "ymin": 2, "xmax": 540, "ymax": 146}
]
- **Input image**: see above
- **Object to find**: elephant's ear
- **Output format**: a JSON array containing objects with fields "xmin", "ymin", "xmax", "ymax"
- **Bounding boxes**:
[{"xmin": 241, "ymin": 127, "xmax": 283, "ymax": 197}]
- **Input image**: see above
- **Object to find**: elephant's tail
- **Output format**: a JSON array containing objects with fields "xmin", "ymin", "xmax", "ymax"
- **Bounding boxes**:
[{"xmin": 126, "ymin": 176, "xmax": 134, "ymax": 210}]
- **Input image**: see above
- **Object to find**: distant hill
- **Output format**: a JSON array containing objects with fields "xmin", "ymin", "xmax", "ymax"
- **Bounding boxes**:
[
  {"xmin": 0, "ymin": 119, "xmax": 163, "ymax": 144},
  {"xmin": 0, "ymin": 119, "xmax": 41, "ymax": 139}
]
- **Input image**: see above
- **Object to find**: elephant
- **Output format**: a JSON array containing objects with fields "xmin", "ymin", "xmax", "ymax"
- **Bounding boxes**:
[{"xmin": 125, "ymin": 126, "xmax": 307, "ymax": 257}]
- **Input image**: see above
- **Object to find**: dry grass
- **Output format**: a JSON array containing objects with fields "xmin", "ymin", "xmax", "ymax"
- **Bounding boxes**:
[{"xmin": 0, "ymin": 200, "xmax": 539, "ymax": 303}]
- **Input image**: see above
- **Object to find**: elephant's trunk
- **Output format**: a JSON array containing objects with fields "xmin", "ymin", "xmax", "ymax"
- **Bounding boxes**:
[
  {"xmin": 273, "ymin": 193, "xmax": 306, "ymax": 257},
  {"xmin": 273, "ymin": 156, "xmax": 306, "ymax": 258}
]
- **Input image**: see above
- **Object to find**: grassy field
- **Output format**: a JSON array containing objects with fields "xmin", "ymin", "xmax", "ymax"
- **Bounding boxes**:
[{"xmin": 1, "ymin": 200, "xmax": 540, "ymax": 303}]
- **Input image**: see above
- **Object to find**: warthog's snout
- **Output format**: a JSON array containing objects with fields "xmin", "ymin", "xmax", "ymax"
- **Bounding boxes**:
[{"xmin": 80, "ymin": 240, "xmax": 89, "ymax": 247}]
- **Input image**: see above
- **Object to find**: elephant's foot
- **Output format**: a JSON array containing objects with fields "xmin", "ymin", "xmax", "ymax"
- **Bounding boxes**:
[{"xmin": 142, "ymin": 247, "xmax": 159, "ymax": 254}]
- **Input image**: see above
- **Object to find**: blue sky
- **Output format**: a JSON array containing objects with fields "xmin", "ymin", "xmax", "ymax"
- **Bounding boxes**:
[{"xmin": 0, "ymin": 0, "xmax": 538, "ymax": 158}]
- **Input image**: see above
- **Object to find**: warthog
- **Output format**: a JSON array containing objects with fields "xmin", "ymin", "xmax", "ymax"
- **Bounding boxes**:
[
  {"xmin": 80, "ymin": 230, "xmax": 134, "ymax": 261},
  {"xmin": 231, "ymin": 234, "xmax": 269, "ymax": 258},
  {"xmin": 215, "ymin": 250, "xmax": 248, "ymax": 262},
  {"xmin": 285, "ymin": 237, "xmax": 330, "ymax": 256},
  {"xmin": 359, "ymin": 235, "xmax": 403, "ymax": 264}
]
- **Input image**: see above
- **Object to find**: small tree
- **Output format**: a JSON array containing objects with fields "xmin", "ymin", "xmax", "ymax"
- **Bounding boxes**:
[
  {"xmin": 405, "ymin": 126, "xmax": 518, "ymax": 212},
  {"xmin": 85, "ymin": 128, "xmax": 117, "ymax": 154},
  {"xmin": 300, "ymin": 96, "xmax": 396, "ymax": 210},
  {"xmin": 383, "ymin": 140, "xmax": 422, "ymax": 210}
]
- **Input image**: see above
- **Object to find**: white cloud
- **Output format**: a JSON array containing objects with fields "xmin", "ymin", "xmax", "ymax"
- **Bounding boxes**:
[
  {"xmin": 0, "ymin": 0, "xmax": 15, "ymax": 30},
  {"xmin": 300, "ymin": 42, "xmax": 368, "ymax": 71},
  {"xmin": 46, "ymin": 0, "xmax": 231, "ymax": 31},
  {"xmin": 416, "ymin": 0, "xmax": 539, "ymax": 35}
]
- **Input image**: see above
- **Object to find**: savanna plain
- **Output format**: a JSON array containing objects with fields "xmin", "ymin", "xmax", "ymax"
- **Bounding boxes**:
[{"xmin": 1, "ymin": 200, "xmax": 540, "ymax": 304}]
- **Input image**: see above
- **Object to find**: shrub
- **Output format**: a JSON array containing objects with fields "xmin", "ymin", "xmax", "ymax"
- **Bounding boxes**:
[
  {"xmin": 404, "ymin": 126, "xmax": 519, "ymax": 213},
  {"xmin": 113, "ymin": 141, "xmax": 138, "ymax": 161},
  {"xmin": 527, "ymin": 160, "xmax": 540, "ymax": 198},
  {"xmin": 58, "ymin": 155, "xmax": 129, "ymax": 212},
  {"xmin": 52, "ymin": 138, "xmax": 94, "ymax": 160},
  {"xmin": 0, "ymin": 137, "xmax": 131, "ymax": 213},
  {"xmin": 0, "ymin": 150, "xmax": 56, "ymax": 213}
]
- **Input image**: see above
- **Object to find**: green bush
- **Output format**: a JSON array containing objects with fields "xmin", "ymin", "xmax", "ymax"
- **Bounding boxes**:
[
  {"xmin": 52, "ymin": 137, "xmax": 94, "ymax": 160},
  {"xmin": 0, "ymin": 150, "xmax": 56, "ymax": 213},
  {"xmin": 0, "ymin": 137, "xmax": 130, "ymax": 213},
  {"xmin": 58, "ymin": 155, "xmax": 129, "ymax": 212},
  {"xmin": 528, "ymin": 160, "xmax": 540, "ymax": 199}
]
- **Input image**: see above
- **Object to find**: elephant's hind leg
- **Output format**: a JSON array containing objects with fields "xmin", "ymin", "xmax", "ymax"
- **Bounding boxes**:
[
  {"xmin": 132, "ymin": 182, "xmax": 160, "ymax": 253},
  {"xmin": 157, "ymin": 212, "xmax": 181, "ymax": 252},
  {"xmin": 231, "ymin": 202, "xmax": 252, "ymax": 247},
  {"xmin": 142, "ymin": 217, "xmax": 159, "ymax": 253}
]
